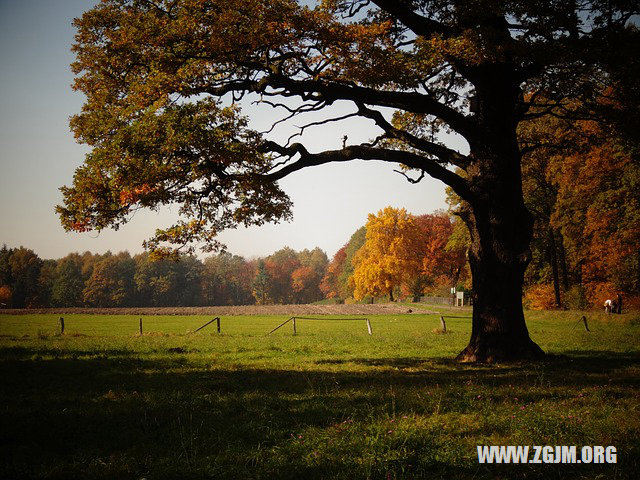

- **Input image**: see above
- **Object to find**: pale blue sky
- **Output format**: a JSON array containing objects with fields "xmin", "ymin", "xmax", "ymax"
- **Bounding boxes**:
[{"xmin": 0, "ymin": 0, "xmax": 455, "ymax": 260}]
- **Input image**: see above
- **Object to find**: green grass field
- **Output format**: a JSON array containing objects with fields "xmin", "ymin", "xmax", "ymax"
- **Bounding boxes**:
[{"xmin": 1, "ymin": 307, "xmax": 639, "ymax": 479}]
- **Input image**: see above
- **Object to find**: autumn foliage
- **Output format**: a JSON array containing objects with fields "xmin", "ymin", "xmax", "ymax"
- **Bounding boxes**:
[
  {"xmin": 519, "ymin": 108, "xmax": 640, "ymax": 308},
  {"xmin": 352, "ymin": 207, "xmax": 422, "ymax": 301},
  {"xmin": 334, "ymin": 207, "xmax": 468, "ymax": 302}
]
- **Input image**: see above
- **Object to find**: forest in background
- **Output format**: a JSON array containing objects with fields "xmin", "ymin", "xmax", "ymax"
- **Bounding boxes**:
[
  {"xmin": 517, "ymin": 107, "xmax": 639, "ymax": 309},
  {"xmin": 0, "ymin": 209, "xmax": 467, "ymax": 309}
]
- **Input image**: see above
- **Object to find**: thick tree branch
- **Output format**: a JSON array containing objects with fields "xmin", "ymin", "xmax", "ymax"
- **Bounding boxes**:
[
  {"xmin": 261, "ymin": 74, "xmax": 478, "ymax": 141},
  {"xmin": 200, "ymin": 73, "xmax": 477, "ymax": 141},
  {"xmin": 370, "ymin": 0, "xmax": 456, "ymax": 38},
  {"xmin": 355, "ymin": 102, "xmax": 470, "ymax": 168},
  {"xmin": 260, "ymin": 141, "xmax": 473, "ymax": 202}
]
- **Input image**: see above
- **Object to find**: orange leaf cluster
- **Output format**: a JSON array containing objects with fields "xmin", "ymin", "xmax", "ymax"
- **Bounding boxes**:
[
  {"xmin": 119, "ymin": 183, "xmax": 155, "ymax": 206},
  {"xmin": 523, "ymin": 284, "xmax": 558, "ymax": 310}
]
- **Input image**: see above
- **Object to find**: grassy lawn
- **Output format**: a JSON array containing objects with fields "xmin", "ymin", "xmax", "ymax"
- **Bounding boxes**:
[{"xmin": 1, "ymin": 308, "xmax": 639, "ymax": 479}]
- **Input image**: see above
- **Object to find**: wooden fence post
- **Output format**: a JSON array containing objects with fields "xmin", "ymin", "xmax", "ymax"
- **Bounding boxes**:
[
  {"xmin": 139, "ymin": 318, "xmax": 143, "ymax": 336},
  {"xmin": 59, "ymin": 317, "xmax": 64, "ymax": 335},
  {"xmin": 366, "ymin": 318, "xmax": 372, "ymax": 335},
  {"xmin": 439, "ymin": 316, "xmax": 447, "ymax": 333},
  {"xmin": 581, "ymin": 315, "xmax": 590, "ymax": 332},
  {"xmin": 193, "ymin": 317, "xmax": 219, "ymax": 333},
  {"xmin": 292, "ymin": 317, "xmax": 297, "ymax": 335},
  {"xmin": 267, "ymin": 317, "xmax": 293, "ymax": 335}
]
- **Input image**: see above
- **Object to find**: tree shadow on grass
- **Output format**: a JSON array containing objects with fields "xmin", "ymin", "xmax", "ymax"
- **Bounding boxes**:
[
  {"xmin": 316, "ymin": 351, "xmax": 640, "ymax": 384},
  {"xmin": 315, "ymin": 356, "xmax": 429, "ymax": 368},
  {"xmin": 0, "ymin": 345, "xmax": 138, "ymax": 358},
  {"xmin": 0, "ymin": 348, "xmax": 638, "ymax": 479}
]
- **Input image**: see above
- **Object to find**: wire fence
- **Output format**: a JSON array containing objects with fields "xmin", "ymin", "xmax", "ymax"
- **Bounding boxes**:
[
  {"xmin": 420, "ymin": 296, "xmax": 455, "ymax": 305},
  {"xmin": 45, "ymin": 315, "xmax": 377, "ymax": 337},
  {"xmin": 420, "ymin": 296, "xmax": 473, "ymax": 306}
]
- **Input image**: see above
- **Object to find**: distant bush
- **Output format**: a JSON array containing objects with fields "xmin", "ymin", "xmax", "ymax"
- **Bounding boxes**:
[
  {"xmin": 523, "ymin": 284, "xmax": 557, "ymax": 310},
  {"xmin": 563, "ymin": 285, "xmax": 589, "ymax": 310}
]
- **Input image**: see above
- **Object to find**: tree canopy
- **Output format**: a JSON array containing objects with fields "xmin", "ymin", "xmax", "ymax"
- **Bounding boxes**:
[
  {"xmin": 352, "ymin": 207, "xmax": 422, "ymax": 301},
  {"xmin": 59, "ymin": 0, "xmax": 638, "ymax": 254}
]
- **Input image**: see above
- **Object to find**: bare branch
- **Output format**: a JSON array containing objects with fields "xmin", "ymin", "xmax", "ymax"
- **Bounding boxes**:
[
  {"xmin": 370, "ymin": 0, "xmax": 456, "ymax": 38},
  {"xmin": 264, "ymin": 74, "xmax": 479, "ymax": 141},
  {"xmin": 256, "ymin": 99, "xmax": 327, "ymax": 135},
  {"xmin": 361, "ymin": 134, "xmax": 386, "ymax": 148},
  {"xmin": 393, "ymin": 168, "xmax": 426, "ymax": 184},
  {"xmin": 286, "ymin": 112, "xmax": 360, "ymax": 145}
]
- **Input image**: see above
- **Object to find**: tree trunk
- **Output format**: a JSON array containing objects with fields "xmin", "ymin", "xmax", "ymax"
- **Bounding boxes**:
[
  {"xmin": 389, "ymin": 288, "xmax": 394, "ymax": 302},
  {"xmin": 548, "ymin": 229, "xmax": 562, "ymax": 308},
  {"xmin": 557, "ymin": 230, "xmax": 570, "ymax": 291},
  {"xmin": 456, "ymin": 72, "xmax": 544, "ymax": 362},
  {"xmin": 457, "ymin": 199, "xmax": 545, "ymax": 362},
  {"xmin": 636, "ymin": 247, "xmax": 640, "ymax": 293}
]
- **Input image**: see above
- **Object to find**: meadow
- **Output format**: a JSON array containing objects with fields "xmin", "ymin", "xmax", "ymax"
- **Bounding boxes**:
[{"xmin": 1, "ymin": 306, "xmax": 639, "ymax": 479}]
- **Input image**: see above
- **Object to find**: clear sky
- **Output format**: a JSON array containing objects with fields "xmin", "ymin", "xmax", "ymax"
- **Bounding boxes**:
[{"xmin": 0, "ymin": 0, "xmax": 458, "ymax": 261}]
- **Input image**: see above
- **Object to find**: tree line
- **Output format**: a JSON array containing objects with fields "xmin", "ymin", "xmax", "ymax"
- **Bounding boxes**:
[
  {"xmin": 0, "ymin": 209, "xmax": 468, "ymax": 308},
  {"xmin": 0, "ymin": 246, "xmax": 318, "ymax": 308}
]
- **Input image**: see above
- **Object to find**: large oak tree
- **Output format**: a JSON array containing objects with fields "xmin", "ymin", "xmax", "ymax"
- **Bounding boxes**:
[{"xmin": 59, "ymin": 0, "xmax": 639, "ymax": 362}]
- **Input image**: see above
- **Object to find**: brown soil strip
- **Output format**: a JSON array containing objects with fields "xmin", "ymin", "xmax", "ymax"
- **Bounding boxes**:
[{"xmin": 0, "ymin": 304, "xmax": 433, "ymax": 316}]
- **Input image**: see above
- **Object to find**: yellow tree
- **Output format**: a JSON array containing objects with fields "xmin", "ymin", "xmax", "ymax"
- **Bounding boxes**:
[{"xmin": 352, "ymin": 207, "xmax": 422, "ymax": 302}]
